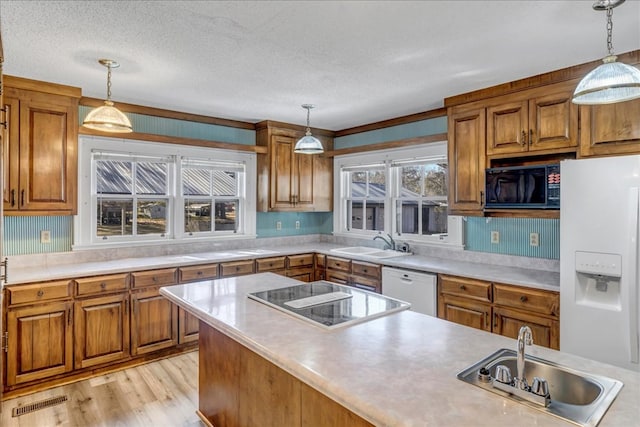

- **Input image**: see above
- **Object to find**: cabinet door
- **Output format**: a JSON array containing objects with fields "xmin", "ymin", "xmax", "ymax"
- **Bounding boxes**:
[
  {"xmin": 2, "ymin": 95, "xmax": 19, "ymax": 211},
  {"xmin": 528, "ymin": 91, "xmax": 577, "ymax": 152},
  {"xmin": 74, "ymin": 293, "xmax": 130, "ymax": 369},
  {"xmin": 493, "ymin": 306, "xmax": 559, "ymax": 350},
  {"xmin": 438, "ymin": 294, "xmax": 492, "ymax": 332},
  {"xmin": 486, "ymin": 100, "xmax": 528, "ymax": 155},
  {"xmin": 6, "ymin": 301, "xmax": 73, "ymax": 386},
  {"xmin": 18, "ymin": 91, "xmax": 77, "ymax": 213},
  {"xmin": 130, "ymin": 287, "xmax": 178, "ymax": 355},
  {"xmin": 178, "ymin": 307, "xmax": 200, "ymax": 344},
  {"xmin": 579, "ymin": 98, "xmax": 640, "ymax": 157},
  {"xmin": 271, "ymin": 135, "xmax": 295, "ymax": 209},
  {"xmin": 447, "ymin": 107, "xmax": 486, "ymax": 214},
  {"xmin": 295, "ymin": 150, "xmax": 314, "ymax": 207}
]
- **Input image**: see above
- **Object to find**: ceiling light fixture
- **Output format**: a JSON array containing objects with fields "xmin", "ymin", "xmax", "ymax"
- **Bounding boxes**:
[
  {"xmin": 294, "ymin": 104, "xmax": 323, "ymax": 154},
  {"xmin": 572, "ymin": 0, "xmax": 640, "ymax": 105},
  {"xmin": 82, "ymin": 59, "xmax": 133, "ymax": 133}
]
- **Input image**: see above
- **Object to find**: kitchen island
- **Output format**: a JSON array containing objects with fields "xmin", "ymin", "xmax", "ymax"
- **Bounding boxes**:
[{"xmin": 163, "ymin": 272, "xmax": 639, "ymax": 426}]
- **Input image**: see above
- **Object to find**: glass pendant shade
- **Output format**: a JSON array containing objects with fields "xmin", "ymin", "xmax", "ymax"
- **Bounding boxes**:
[
  {"xmin": 83, "ymin": 100, "xmax": 133, "ymax": 133},
  {"xmin": 294, "ymin": 104, "xmax": 323, "ymax": 154},
  {"xmin": 82, "ymin": 59, "xmax": 133, "ymax": 133},
  {"xmin": 294, "ymin": 130, "xmax": 324, "ymax": 154},
  {"xmin": 573, "ymin": 55, "xmax": 640, "ymax": 104}
]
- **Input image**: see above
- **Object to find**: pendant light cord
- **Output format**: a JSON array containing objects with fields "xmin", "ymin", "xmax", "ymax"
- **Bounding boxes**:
[
  {"xmin": 606, "ymin": 5, "xmax": 614, "ymax": 55},
  {"xmin": 106, "ymin": 64, "xmax": 113, "ymax": 101}
]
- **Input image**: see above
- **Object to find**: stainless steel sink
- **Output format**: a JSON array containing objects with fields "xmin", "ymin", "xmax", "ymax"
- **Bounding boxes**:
[{"xmin": 458, "ymin": 348, "xmax": 623, "ymax": 427}]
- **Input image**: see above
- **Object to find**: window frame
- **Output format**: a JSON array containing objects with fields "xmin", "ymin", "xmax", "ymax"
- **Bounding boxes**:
[
  {"xmin": 75, "ymin": 136, "xmax": 256, "ymax": 250},
  {"xmin": 333, "ymin": 141, "xmax": 464, "ymax": 248}
]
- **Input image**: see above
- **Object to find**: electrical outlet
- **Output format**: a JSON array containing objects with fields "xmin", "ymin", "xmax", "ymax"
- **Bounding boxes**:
[
  {"xmin": 276, "ymin": 221, "xmax": 282, "ymax": 231},
  {"xmin": 41, "ymin": 230, "xmax": 51, "ymax": 244},
  {"xmin": 530, "ymin": 232, "xmax": 539, "ymax": 247},
  {"xmin": 491, "ymin": 230, "xmax": 500, "ymax": 244},
  {"xmin": 295, "ymin": 220, "xmax": 300, "ymax": 229}
]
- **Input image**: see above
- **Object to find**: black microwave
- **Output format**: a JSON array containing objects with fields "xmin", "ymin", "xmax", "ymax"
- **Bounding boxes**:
[{"xmin": 485, "ymin": 164, "xmax": 560, "ymax": 209}]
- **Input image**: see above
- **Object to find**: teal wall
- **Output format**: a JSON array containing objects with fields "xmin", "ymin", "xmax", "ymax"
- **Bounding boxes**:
[
  {"xmin": 334, "ymin": 117, "xmax": 447, "ymax": 149},
  {"xmin": 4, "ymin": 216, "xmax": 73, "ymax": 255},
  {"xmin": 257, "ymin": 212, "xmax": 333, "ymax": 238}
]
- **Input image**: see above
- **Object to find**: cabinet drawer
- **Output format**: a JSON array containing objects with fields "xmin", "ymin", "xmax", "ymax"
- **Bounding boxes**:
[
  {"xmin": 75, "ymin": 273, "xmax": 129, "ymax": 296},
  {"xmin": 326, "ymin": 271, "xmax": 350, "ymax": 286},
  {"xmin": 351, "ymin": 261, "xmax": 381, "ymax": 280},
  {"xmin": 256, "ymin": 256, "xmax": 286, "ymax": 272},
  {"xmin": 493, "ymin": 283, "xmax": 559, "ymax": 317},
  {"xmin": 220, "ymin": 260, "xmax": 255, "ymax": 277},
  {"xmin": 131, "ymin": 268, "xmax": 178, "ymax": 288},
  {"xmin": 351, "ymin": 275, "xmax": 380, "ymax": 293},
  {"xmin": 326, "ymin": 256, "xmax": 351, "ymax": 273},
  {"xmin": 179, "ymin": 264, "xmax": 219, "ymax": 282},
  {"xmin": 7, "ymin": 280, "xmax": 72, "ymax": 305},
  {"xmin": 439, "ymin": 275, "xmax": 492, "ymax": 303},
  {"xmin": 287, "ymin": 253, "xmax": 314, "ymax": 268}
]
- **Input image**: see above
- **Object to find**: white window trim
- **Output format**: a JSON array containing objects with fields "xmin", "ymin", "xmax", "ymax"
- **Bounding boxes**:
[
  {"xmin": 74, "ymin": 135, "xmax": 256, "ymax": 250},
  {"xmin": 333, "ymin": 142, "xmax": 464, "ymax": 249}
]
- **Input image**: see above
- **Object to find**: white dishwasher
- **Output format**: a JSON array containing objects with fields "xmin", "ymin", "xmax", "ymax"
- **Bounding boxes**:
[{"xmin": 381, "ymin": 267, "xmax": 437, "ymax": 317}]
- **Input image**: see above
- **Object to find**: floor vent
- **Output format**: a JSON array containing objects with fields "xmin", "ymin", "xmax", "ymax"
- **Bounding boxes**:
[{"xmin": 12, "ymin": 395, "xmax": 68, "ymax": 417}]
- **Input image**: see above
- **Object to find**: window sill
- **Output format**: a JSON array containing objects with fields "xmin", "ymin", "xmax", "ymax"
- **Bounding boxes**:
[{"xmin": 72, "ymin": 234, "xmax": 257, "ymax": 251}]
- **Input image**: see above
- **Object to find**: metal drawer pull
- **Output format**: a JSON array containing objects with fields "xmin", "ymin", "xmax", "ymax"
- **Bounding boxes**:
[
  {"xmin": 459, "ymin": 285, "xmax": 466, "ymax": 291},
  {"xmin": 520, "ymin": 295, "xmax": 528, "ymax": 303},
  {"xmin": 37, "ymin": 290, "xmax": 44, "ymax": 297},
  {"xmin": 100, "ymin": 282, "xmax": 107, "ymax": 289}
]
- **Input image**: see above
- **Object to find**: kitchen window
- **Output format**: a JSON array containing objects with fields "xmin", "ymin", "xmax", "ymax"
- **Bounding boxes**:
[
  {"xmin": 75, "ymin": 136, "xmax": 256, "ymax": 249},
  {"xmin": 334, "ymin": 142, "xmax": 463, "ymax": 248}
]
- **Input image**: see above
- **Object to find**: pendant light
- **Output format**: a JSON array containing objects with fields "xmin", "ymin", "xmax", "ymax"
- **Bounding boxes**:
[
  {"xmin": 294, "ymin": 104, "xmax": 324, "ymax": 154},
  {"xmin": 572, "ymin": 0, "xmax": 640, "ymax": 105},
  {"xmin": 82, "ymin": 59, "xmax": 133, "ymax": 133}
]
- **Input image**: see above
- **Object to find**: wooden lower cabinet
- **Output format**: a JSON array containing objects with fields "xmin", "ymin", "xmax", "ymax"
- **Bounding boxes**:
[
  {"xmin": 199, "ymin": 322, "xmax": 372, "ymax": 427},
  {"xmin": 130, "ymin": 287, "xmax": 178, "ymax": 355},
  {"xmin": 493, "ymin": 306, "xmax": 559, "ymax": 350},
  {"xmin": 439, "ymin": 294, "xmax": 492, "ymax": 332},
  {"xmin": 5, "ymin": 301, "xmax": 73, "ymax": 386},
  {"xmin": 438, "ymin": 274, "xmax": 560, "ymax": 349},
  {"xmin": 178, "ymin": 308, "xmax": 200, "ymax": 344},
  {"xmin": 74, "ymin": 293, "xmax": 130, "ymax": 369}
]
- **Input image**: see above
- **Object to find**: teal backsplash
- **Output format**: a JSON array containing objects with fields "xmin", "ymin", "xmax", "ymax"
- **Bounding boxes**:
[
  {"xmin": 3, "ymin": 216, "xmax": 73, "ymax": 255},
  {"xmin": 464, "ymin": 217, "xmax": 559, "ymax": 259},
  {"xmin": 256, "ymin": 212, "xmax": 333, "ymax": 238}
]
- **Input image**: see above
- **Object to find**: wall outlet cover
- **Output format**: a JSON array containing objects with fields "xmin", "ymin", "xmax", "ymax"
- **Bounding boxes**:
[
  {"xmin": 530, "ymin": 232, "xmax": 539, "ymax": 247},
  {"xmin": 295, "ymin": 220, "xmax": 300, "ymax": 229},
  {"xmin": 40, "ymin": 230, "xmax": 51, "ymax": 244},
  {"xmin": 276, "ymin": 221, "xmax": 282, "ymax": 230},
  {"xmin": 491, "ymin": 230, "xmax": 499, "ymax": 244}
]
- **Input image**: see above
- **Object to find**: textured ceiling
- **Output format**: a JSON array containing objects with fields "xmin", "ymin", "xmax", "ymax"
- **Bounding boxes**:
[{"xmin": 1, "ymin": 1, "xmax": 639, "ymax": 131}]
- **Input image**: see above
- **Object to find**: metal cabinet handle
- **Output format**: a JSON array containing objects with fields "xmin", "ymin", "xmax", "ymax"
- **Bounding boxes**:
[
  {"xmin": 521, "ymin": 130, "xmax": 527, "ymax": 146},
  {"xmin": 529, "ymin": 129, "xmax": 534, "ymax": 145},
  {"xmin": 520, "ymin": 295, "xmax": 528, "ymax": 303},
  {"xmin": 37, "ymin": 289, "xmax": 44, "ymax": 297},
  {"xmin": 459, "ymin": 285, "xmax": 466, "ymax": 291},
  {"xmin": 21, "ymin": 189, "xmax": 24, "ymax": 206},
  {"xmin": 10, "ymin": 189, "xmax": 15, "ymax": 207},
  {"xmin": 485, "ymin": 311, "xmax": 489, "ymax": 326},
  {"xmin": 197, "ymin": 271, "xmax": 203, "ymax": 276},
  {"xmin": 100, "ymin": 282, "xmax": 107, "ymax": 289}
]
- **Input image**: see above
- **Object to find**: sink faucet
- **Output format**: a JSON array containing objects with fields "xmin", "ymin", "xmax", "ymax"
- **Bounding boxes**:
[
  {"xmin": 515, "ymin": 325, "xmax": 533, "ymax": 390},
  {"xmin": 373, "ymin": 233, "xmax": 396, "ymax": 250}
]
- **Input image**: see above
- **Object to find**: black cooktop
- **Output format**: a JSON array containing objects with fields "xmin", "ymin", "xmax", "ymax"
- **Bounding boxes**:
[{"xmin": 248, "ymin": 281, "xmax": 409, "ymax": 329}]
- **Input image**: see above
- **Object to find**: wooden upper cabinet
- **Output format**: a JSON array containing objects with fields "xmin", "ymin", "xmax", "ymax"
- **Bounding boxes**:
[
  {"xmin": 486, "ymin": 86, "xmax": 577, "ymax": 156},
  {"xmin": 447, "ymin": 106, "xmax": 486, "ymax": 215},
  {"xmin": 579, "ymin": 97, "xmax": 640, "ymax": 157},
  {"xmin": 256, "ymin": 121, "xmax": 333, "ymax": 212},
  {"xmin": 3, "ymin": 76, "xmax": 80, "ymax": 215}
]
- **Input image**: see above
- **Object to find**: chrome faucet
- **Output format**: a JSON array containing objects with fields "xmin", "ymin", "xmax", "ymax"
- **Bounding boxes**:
[
  {"xmin": 515, "ymin": 325, "xmax": 533, "ymax": 390},
  {"xmin": 373, "ymin": 233, "xmax": 396, "ymax": 250}
]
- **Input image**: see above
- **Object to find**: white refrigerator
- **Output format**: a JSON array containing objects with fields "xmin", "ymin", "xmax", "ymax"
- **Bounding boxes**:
[{"xmin": 560, "ymin": 155, "xmax": 640, "ymax": 372}]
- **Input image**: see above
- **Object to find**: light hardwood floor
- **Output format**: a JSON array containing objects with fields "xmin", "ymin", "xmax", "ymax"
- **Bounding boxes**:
[{"xmin": 1, "ymin": 351, "xmax": 203, "ymax": 427}]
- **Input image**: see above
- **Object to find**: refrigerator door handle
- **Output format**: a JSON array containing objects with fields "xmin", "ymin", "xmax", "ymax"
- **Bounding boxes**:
[{"xmin": 627, "ymin": 187, "xmax": 639, "ymax": 364}]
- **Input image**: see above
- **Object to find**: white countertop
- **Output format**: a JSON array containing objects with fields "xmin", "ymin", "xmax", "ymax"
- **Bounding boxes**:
[
  {"xmin": 5, "ymin": 243, "xmax": 559, "ymax": 291},
  {"xmin": 160, "ymin": 273, "xmax": 639, "ymax": 426}
]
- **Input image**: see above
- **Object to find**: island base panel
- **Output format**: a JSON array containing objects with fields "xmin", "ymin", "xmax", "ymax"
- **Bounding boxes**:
[{"xmin": 198, "ymin": 321, "xmax": 373, "ymax": 427}]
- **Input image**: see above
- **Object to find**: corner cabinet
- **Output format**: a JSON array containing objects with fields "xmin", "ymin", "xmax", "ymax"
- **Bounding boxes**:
[
  {"xmin": 447, "ymin": 106, "xmax": 486, "ymax": 215},
  {"xmin": 3, "ymin": 76, "xmax": 81, "ymax": 215},
  {"xmin": 256, "ymin": 121, "xmax": 333, "ymax": 212}
]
